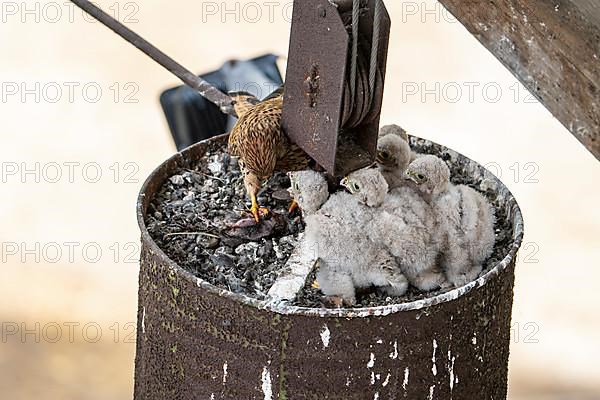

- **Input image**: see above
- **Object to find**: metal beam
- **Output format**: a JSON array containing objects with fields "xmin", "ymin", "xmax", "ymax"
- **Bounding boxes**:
[{"xmin": 438, "ymin": 0, "xmax": 600, "ymax": 160}]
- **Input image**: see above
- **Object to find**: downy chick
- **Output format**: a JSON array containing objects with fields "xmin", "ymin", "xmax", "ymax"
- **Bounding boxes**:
[
  {"xmin": 379, "ymin": 124, "xmax": 409, "ymax": 142},
  {"xmin": 405, "ymin": 155, "xmax": 496, "ymax": 287},
  {"xmin": 340, "ymin": 167, "xmax": 388, "ymax": 207},
  {"xmin": 379, "ymin": 124, "xmax": 421, "ymax": 162},
  {"xmin": 287, "ymin": 171, "xmax": 329, "ymax": 215},
  {"xmin": 376, "ymin": 133, "xmax": 413, "ymax": 190},
  {"xmin": 302, "ymin": 170, "xmax": 408, "ymax": 305},
  {"xmin": 344, "ymin": 167, "xmax": 446, "ymax": 292}
]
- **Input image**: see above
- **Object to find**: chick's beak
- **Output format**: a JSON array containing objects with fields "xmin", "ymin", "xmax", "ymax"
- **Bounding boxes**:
[
  {"xmin": 340, "ymin": 177, "xmax": 350, "ymax": 190},
  {"xmin": 405, "ymin": 170, "xmax": 418, "ymax": 184}
]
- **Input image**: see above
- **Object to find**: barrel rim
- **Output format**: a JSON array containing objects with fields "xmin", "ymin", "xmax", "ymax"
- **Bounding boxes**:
[{"xmin": 137, "ymin": 134, "xmax": 524, "ymax": 318}]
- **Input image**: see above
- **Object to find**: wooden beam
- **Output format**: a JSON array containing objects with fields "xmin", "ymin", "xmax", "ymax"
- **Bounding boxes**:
[{"xmin": 438, "ymin": 0, "xmax": 600, "ymax": 160}]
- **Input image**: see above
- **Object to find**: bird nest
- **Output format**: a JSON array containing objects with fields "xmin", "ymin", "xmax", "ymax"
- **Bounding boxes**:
[{"xmin": 145, "ymin": 135, "xmax": 517, "ymax": 309}]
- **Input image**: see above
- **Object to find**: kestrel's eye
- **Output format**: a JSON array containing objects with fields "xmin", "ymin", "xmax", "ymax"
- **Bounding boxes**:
[{"xmin": 351, "ymin": 182, "xmax": 361, "ymax": 192}]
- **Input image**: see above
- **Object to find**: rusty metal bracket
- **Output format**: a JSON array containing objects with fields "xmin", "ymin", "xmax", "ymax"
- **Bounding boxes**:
[{"xmin": 282, "ymin": 0, "xmax": 391, "ymax": 176}]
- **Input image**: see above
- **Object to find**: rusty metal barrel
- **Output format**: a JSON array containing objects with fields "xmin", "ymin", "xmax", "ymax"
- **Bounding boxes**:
[{"xmin": 134, "ymin": 134, "xmax": 524, "ymax": 400}]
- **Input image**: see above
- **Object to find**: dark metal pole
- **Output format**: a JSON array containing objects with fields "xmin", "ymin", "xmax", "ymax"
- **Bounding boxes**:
[{"xmin": 70, "ymin": 0, "xmax": 236, "ymax": 117}]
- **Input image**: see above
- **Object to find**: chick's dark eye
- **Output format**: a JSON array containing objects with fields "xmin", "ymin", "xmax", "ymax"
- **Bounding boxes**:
[
  {"xmin": 352, "ymin": 182, "xmax": 361, "ymax": 191},
  {"xmin": 381, "ymin": 151, "xmax": 390, "ymax": 159},
  {"xmin": 417, "ymin": 174, "xmax": 426, "ymax": 181}
]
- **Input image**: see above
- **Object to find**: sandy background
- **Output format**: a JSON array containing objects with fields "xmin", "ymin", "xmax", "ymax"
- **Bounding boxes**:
[{"xmin": 0, "ymin": 0, "xmax": 599, "ymax": 398}]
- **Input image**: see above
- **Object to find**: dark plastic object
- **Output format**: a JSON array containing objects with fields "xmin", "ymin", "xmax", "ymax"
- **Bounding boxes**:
[
  {"xmin": 134, "ymin": 134, "xmax": 524, "ymax": 400},
  {"xmin": 160, "ymin": 54, "xmax": 283, "ymax": 151}
]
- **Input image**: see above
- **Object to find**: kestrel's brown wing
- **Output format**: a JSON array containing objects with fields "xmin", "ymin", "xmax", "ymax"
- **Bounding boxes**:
[
  {"xmin": 228, "ymin": 125, "xmax": 241, "ymax": 157},
  {"xmin": 275, "ymin": 142, "xmax": 311, "ymax": 172}
]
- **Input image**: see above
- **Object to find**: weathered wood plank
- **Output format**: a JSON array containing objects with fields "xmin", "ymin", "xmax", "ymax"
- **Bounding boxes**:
[{"xmin": 438, "ymin": 0, "xmax": 600, "ymax": 160}]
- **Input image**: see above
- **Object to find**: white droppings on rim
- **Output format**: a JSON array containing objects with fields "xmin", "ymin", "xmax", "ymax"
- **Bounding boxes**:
[
  {"xmin": 402, "ymin": 367, "xmax": 409, "ymax": 390},
  {"xmin": 367, "ymin": 353, "xmax": 376, "ymax": 368},
  {"xmin": 261, "ymin": 367, "xmax": 272, "ymax": 400},
  {"xmin": 371, "ymin": 372, "xmax": 376, "ymax": 385},
  {"xmin": 223, "ymin": 362, "xmax": 228, "ymax": 385},
  {"xmin": 320, "ymin": 325, "xmax": 331, "ymax": 349},
  {"xmin": 141, "ymin": 307, "xmax": 146, "ymax": 334},
  {"xmin": 389, "ymin": 340, "xmax": 398, "ymax": 359},
  {"xmin": 210, "ymin": 394, "xmax": 215, "ymax": 400},
  {"xmin": 374, "ymin": 392, "xmax": 380, "ymax": 400},
  {"xmin": 449, "ymin": 352, "xmax": 456, "ymax": 393},
  {"xmin": 472, "ymin": 336, "xmax": 477, "ymax": 345},
  {"xmin": 267, "ymin": 234, "xmax": 316, "ymax": 303},
  {"xmin": 428, "ymin": 385, "xmax": 435, "ymax": 400},
  {"xmin": 382, "ymin": 373, "xmax": 391, "ymax": 387},
  {"xmin": 432, "ymin": 339, "xmax": 438, "ymax": 376}
]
